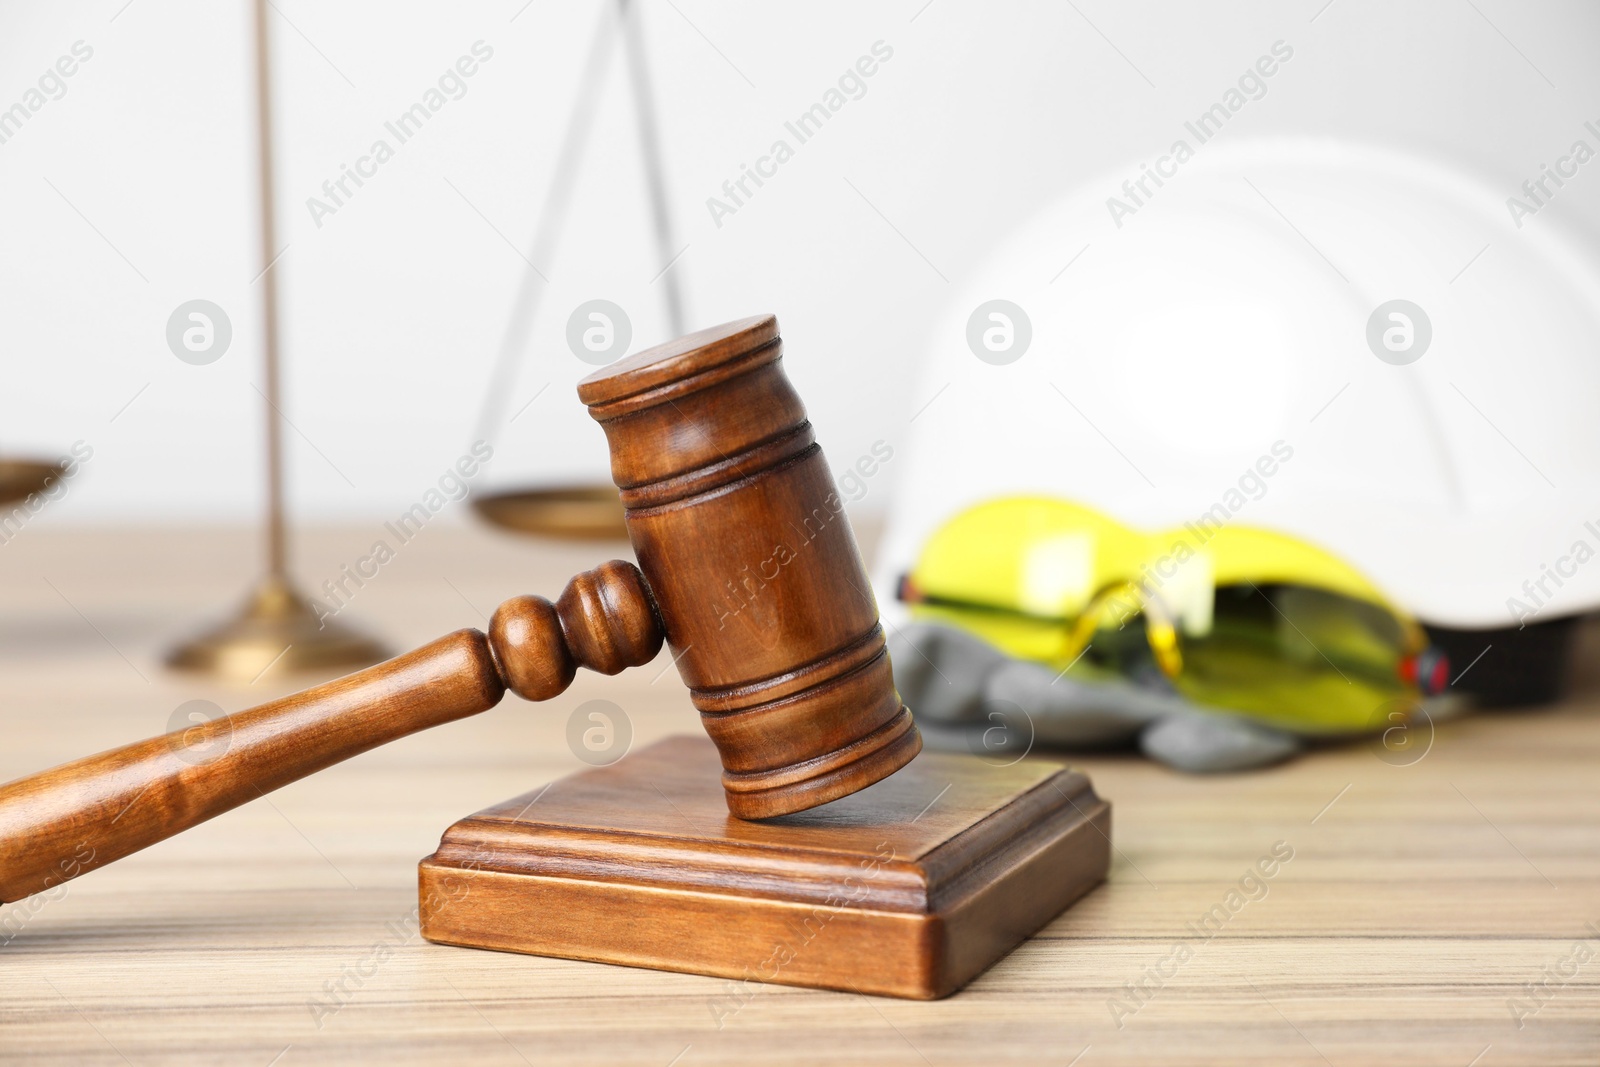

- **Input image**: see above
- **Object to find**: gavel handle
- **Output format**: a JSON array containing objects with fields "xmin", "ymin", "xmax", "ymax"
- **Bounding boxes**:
[{"xmin": 0, "ymin": 561, "xmax": 662, "ymax": 905}]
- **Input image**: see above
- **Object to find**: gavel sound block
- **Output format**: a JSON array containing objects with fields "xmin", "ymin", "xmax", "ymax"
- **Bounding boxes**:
[
  {"xmin": 419, "ymin": 736, "xmax": 1109, "ymax": 999},
  {"xmin": 0, "ymin": 315, "xmax": 1110, "ymax": 999}
]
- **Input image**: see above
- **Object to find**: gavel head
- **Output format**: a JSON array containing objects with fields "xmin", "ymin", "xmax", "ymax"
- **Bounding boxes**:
[{"xmin": 576, "ymin": 314, "xmax": 921, "ymax": 820}]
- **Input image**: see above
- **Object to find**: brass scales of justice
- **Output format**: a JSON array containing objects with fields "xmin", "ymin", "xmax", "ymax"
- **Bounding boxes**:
[{"xmin": 164, "ymin": 0, "xmax": 670, "ymax": 680}]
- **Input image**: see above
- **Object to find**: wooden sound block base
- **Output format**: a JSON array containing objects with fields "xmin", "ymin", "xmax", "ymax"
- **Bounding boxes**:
[{"xmin": 418, "ymin": 735, "xmax": 1110, "ymax": 999}]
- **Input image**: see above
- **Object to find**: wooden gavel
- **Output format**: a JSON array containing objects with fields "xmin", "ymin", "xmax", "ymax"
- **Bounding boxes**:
[{"xmin": 0, "ymin": 315, "xmax": 921, "ymax": 904}]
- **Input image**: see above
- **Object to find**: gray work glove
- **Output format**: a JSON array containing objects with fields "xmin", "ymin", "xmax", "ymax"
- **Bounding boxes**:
[{"xmin": 888, "ymin": 621, "xmax": 1300, "ymax": 773}]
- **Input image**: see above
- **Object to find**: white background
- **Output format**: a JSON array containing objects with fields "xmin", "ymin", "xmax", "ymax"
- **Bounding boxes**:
[{"xmin": 2, "ymin": 0, "xmax": 1599, "ymax": 524}]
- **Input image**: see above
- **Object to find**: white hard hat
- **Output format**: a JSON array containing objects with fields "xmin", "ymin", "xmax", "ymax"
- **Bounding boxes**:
[{"xmin": 876, "ymin": 137, "xmax": 1600, "ymax": 646}]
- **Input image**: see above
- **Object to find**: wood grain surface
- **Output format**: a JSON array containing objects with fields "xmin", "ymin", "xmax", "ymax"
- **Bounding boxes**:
[{"xmin": 1, "ymin": 523, "xmax": 1597, "ymax": 1065}]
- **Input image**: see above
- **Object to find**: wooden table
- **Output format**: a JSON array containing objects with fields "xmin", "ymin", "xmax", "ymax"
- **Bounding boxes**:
[{"xmin": 1, "ymin": 523, "xmax": 1596, "ymax": 1065}]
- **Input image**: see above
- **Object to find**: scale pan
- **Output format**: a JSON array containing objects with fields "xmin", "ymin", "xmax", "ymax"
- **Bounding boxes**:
[
  {"xmin": 471, "ymin": 484, "xmax": 628, "ymax": 541},
  {"xmin": 0, "ymin": 459, "xmax": 67, "ymax": 508}
]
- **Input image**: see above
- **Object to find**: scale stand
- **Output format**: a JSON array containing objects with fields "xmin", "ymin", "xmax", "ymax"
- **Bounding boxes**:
[{"xmin": 165, "ymin": 0, "xmax": 385, "ymax": 681}]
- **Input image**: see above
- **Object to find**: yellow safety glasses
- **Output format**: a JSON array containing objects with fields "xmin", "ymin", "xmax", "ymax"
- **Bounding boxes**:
[{"xmin": 897, "ymin": 496, "xmax": 1446, "ymax": 736}]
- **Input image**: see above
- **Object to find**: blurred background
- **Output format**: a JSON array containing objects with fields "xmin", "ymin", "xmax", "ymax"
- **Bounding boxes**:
[
  {"xmin": 4, "ymin": 0, "xmax": 1600, "ymax": 701},
  {"xmin": 3, "ymin": 0, "xmax": 1598, "ymax": 516}
]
